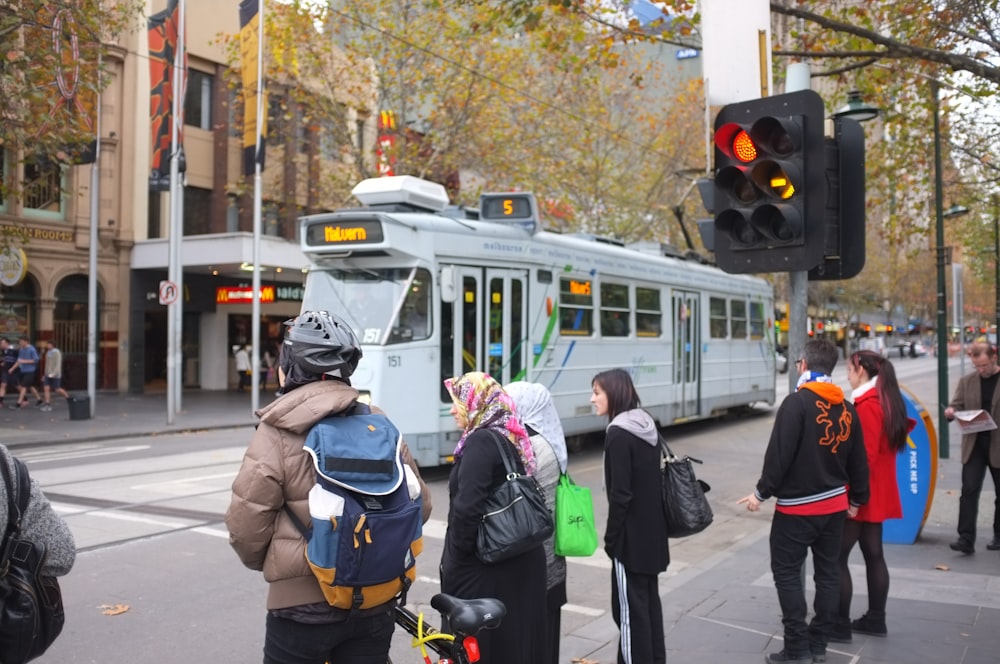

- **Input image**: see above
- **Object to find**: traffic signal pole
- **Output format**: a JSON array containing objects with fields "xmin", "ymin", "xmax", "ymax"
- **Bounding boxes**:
[{"xmin": 786, "ymin": 63, "xmax": 811, "ymax": 394}]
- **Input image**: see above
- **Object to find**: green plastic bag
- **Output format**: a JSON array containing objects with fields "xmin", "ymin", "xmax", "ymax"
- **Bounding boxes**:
[{"xmin": 554, "ymin": 473, "xmax": 598, "ymax": 557}]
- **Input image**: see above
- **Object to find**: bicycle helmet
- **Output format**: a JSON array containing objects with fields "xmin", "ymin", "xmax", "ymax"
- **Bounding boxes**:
[{"xmin": 281, "ymin": 311, "xmax": 362, "ymax": 386}]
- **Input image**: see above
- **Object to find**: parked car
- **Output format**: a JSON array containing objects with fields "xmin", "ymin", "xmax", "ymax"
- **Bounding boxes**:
[{"xmin": 891, "ymin": 340, "xmax": 928, "ymax": 358}]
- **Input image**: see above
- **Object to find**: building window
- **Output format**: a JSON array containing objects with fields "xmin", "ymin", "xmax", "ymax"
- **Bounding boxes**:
[
  {"xmin": 183, "ymin": 186, "xmax": 213, "ymax": 235},
  {"xmin": 559, "ymin": 277, "xmax": 593, "ymax": 336},
  {"xmin": 267, "ymin": 94, "xmax": 285, "ymax": 147},
  {"xmin": 148, "ymin": 191, "xmax": 163, "ymax": 238},
  {"xmin": 22, "ymin": 156, "xmax": 64, "ymax": 218},
  {"xmin": 710, "ymin": 297, "xmax": 728, "ymax": 339},
  {"xmin": 731, "ymin": 299, "xmax": 747, "ymax": 339},
  {"xmin": 636, "ymin": 287, "xmax": 661, "ymax": 337},
  {"xmin": 600, "ymin": 282, "xmax": 629, "ymax": 337},
  {"xmin": 226, "ymin": 195, "xmax": 239, "ymax": 232},
  {"xmin": 185, "ymin": 69, "xmax": 213, "ymax": 130}
]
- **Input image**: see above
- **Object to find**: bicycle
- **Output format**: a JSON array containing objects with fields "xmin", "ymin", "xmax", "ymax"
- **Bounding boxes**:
[{"xmin": 390, "ymin": 593, "xmax": 506, "ymax": 664}]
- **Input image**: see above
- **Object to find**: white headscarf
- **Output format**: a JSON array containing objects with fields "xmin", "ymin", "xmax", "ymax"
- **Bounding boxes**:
[{"xmin": 504, "ymin": 381, "xmax": 568, "ymax": 473}]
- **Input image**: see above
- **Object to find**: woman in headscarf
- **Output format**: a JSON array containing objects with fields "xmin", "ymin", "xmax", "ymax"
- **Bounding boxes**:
[
  {"xmin": 505, "ymin": 381, "xmax": 568, "ymax": 664},
  {"xmin": 441, "ymin": 372, "xmax": 547, "ymax": 664}
]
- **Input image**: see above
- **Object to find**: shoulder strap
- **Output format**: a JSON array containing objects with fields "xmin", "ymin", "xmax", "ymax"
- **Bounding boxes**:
[
  {"xmin": 489, "ymin": 430, "xmax": 518, "ymax": 475},
  {"xmin": 0, "ymin": 454, "xmax": 23, "ymax": 548},
  {"xmin": 12, "ymin": 458, "xmax": 30, "ymax": 523},
  {"xmin": 282, "ymin": 504, "xmax": 311, "ymax": 539}
]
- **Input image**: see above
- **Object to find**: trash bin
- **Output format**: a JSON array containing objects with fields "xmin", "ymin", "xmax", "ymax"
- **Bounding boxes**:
[{"xmin": 68, "ymin": 395, "xmax": 90, "ymax": 421}]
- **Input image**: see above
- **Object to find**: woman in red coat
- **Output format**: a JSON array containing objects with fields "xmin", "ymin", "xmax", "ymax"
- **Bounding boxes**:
[{"xmin": 832, "ymin": 350, "xmax": 912, "ymax": 642}]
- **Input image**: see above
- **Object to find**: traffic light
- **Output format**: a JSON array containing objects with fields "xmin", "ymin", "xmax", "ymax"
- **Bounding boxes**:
[
  {"xmin": 712, "ymin": 89, "xmax": 826, "ymax": 274},
  {"xmin": 809, "ymin": 116, "xmax": 866, "ymax": 280}
]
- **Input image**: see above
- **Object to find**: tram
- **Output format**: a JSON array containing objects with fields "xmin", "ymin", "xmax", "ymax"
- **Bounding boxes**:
[{"xmin": 299, "ymin": 176, "xmax": 777, "ymax": 467}]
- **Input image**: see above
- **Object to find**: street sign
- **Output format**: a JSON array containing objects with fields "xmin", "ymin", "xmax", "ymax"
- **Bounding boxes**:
[{"xmin": 158, "ymin": 280, "xmax": 179, "ymax": 305}]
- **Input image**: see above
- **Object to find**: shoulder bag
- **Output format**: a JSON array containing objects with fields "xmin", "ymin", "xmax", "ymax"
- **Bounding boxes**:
[
  {"xmin": 0, "ymin": 455, "xmax": 65, "ymax": 663},
  {"xmin": 660, "ymin": 436, "xmax": 713, "ymax": 538},
  {"xmin": 475, "ymin": 433, "xmax": 554, "ymax": 564},
  {"xmin": 554, "ymin": 473, "xmax": 598, "ymax": 557}
]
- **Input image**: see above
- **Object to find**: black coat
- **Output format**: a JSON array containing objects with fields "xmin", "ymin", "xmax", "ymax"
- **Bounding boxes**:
[
  {"xmin": 440, "ymin": 428, "xmax": 547, "ymax": 664},
  {"xmin": 603, "ymin": 425, "xmax": 669, "ymax": 574}
]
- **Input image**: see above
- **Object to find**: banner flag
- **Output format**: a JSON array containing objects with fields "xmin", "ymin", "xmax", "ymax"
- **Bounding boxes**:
[
  {"xmin": 148, "ymin": 0, "xmax": 184, "ymax": 191},
  {"xmin": 239, "ymin": 0, "xmax": 267, "ymax": 177}
]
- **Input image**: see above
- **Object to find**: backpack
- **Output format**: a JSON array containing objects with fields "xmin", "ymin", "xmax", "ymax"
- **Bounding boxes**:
[
  {"xmin": 0, "ymin": 455, "xmax": 65, "ymax": 664},
  {"xmin": 286, "ymin": 403, "xmax": 423, "ymax": 612}
]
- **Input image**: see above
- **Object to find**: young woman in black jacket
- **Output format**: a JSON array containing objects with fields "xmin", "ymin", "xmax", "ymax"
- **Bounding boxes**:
[{"xmin": 591, "ymin": 368, "xmax": 668, "ymax": 664}]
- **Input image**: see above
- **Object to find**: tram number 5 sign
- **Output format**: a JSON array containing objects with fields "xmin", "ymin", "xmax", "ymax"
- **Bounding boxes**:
[{"xmin": 159, "ymin": 280, "xmax": 179, "ymax": 305}]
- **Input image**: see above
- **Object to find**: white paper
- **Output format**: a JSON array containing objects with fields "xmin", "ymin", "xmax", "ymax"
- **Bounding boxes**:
[{"xmin": 954, "ymin": 410, "xmax": 998, "ymax": 434}]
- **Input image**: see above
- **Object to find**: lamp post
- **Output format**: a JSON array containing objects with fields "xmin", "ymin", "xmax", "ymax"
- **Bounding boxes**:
[
  {"xmin": 834, "ymin": 90, "xmax": 880, "ymax": 123},
  {"xmin": 933, "ymin": 78, "xmax": 971, "ymax": 459}
]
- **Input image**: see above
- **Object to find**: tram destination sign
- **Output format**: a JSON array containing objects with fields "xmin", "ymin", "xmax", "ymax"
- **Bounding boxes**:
[{"xmin": 303, "ymin": 218, "xmax": 385, "ymax": 247}]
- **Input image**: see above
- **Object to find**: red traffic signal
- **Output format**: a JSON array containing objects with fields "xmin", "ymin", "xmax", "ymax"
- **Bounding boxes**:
[{"xmin": 711, "ymin": 89, "xmax": 827, "ymax": 274}]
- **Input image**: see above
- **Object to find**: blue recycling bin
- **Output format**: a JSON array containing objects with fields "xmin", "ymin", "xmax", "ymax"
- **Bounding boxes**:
[{"xmin": 882, "ymin": 387, "xmax": 937, "ymax": 544}]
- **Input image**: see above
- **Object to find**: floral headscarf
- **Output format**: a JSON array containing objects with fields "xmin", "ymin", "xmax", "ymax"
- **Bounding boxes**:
[{"xmin": 444, "ymin": 372, "xmax": 536, "ymax": 475}]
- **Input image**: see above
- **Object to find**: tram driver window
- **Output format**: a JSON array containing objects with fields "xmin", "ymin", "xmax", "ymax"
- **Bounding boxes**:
[
  {"xmin": 392, "ymin": 268, "xmax": 432, "ymax": 342},
  {"xmin": 559, "ymin": 277, "xmax": 593, "ymax": 336}
]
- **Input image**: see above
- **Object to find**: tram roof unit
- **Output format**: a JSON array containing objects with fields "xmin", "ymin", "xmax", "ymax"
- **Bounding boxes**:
[{"xmin": 300, "ymin": 176, "xmax": 772, "ymax": 298}]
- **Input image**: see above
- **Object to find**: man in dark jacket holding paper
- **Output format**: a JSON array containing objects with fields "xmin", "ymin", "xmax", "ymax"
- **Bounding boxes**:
[
  {"xmin": 944, "ymin": 341, "xmax": 1000, "ymax": 554},
  {"xmin": 739, "ymin": 339, "xmax": 869, "ymax": 664}
]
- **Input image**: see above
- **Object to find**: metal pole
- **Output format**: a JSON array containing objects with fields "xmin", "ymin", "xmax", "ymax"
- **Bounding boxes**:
[
  {"xmin": 932, "ymin": 80, "xmax": 950, "ymax": 459},
  {"xmin": 250, "ymin": 0, "xmax": 264, "ymax": 415},
  {"xmin": 994, "ymin": 193, "xmax": 999, "ymax": 343},
  {"xmin": 87, "ymin": 72, "xmax": 101, "ymax": 417},
  {"xmin": 954, "ymin": 263, "xmax": 964, "ymax": 377},
  {"xmin": 786, "ymin": 63, "xmax": 810, "ymax": 394}
]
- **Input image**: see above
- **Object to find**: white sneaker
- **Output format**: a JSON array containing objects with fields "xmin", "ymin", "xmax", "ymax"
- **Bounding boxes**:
[{"xmin": 40, "ymin": 404, "xmax": 52, "ymax": 412}]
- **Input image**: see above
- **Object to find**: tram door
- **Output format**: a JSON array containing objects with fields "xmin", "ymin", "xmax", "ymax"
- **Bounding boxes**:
[
  {"xmin": 447, "ymin": 266, "xmax": 528, "ymax": 385},
  {"xmin": 672, "ymin": 291, "xmax": 700, "ymax": 418}
]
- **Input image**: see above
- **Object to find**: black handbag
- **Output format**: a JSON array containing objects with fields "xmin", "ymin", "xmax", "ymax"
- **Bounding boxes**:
[
  {"xmin": 475, "ymin": 433, "xmax": 554, "ymax": 564},
  {"xmin": 659, "ymin": 436, "xmax": 713, "ymax": 538},
  {"xmin": 0, "ymin": 455, "xmax": 65, "ymax": 664}
]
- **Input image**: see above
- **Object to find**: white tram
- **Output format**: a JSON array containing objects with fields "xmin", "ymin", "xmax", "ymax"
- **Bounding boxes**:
[{"xmin": 299, "ymin": 176, "xmax": 777, "ymax": 467}]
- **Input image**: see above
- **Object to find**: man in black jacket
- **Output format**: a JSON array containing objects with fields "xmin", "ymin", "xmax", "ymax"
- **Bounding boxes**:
[{"xmin": 739, "ymin": 339, "xmax": 870, "ymax": 664}]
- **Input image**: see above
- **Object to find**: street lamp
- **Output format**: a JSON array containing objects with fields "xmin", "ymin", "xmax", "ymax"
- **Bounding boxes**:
[
  {"xmin": 934, "ymin": 76, "xmax": 970, "ymax": 460},
  {"xmin": 834, "ymin": 90, "xmax": 880, "ymax": 123}
]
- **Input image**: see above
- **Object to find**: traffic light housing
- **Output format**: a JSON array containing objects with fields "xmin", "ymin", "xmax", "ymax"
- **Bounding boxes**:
[
  {"xmin": 808, "ymin": 116, "xmax": 866, "ymax": 280},
  {"xmin": 712, "ymin": 89, "xmax": 826, "ymax": 274}
]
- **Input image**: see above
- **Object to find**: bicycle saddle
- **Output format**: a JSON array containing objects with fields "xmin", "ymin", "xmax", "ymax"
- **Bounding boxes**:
[{"xmin": 431, "ymin": 593, "xmax": 506, "ymax": 635}]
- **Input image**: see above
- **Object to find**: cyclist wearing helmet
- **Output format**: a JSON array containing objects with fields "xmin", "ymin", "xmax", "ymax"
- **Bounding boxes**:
[{"xmin": 226, "ymin": 310, "xmax": 431, "ymax": 664}]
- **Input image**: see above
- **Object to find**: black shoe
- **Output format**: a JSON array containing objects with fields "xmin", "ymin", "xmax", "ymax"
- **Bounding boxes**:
[
  {"xmin": 986, "ymin": 537, "xmax": 1000, "ymax": 551},
  {"xmin": 949, "ymin": 539, "xmax": 974, "ymax": 554},
  {"xmin": 766, "ymin": 651, "xmax": 812, "ymax": 664},
  {"xmin": 811, "ymin": 652, "xmax": 827, "ymax": 664},
  {"xmin": 851, "ymin": 613, "xmax": 887, "ymax": 637}
]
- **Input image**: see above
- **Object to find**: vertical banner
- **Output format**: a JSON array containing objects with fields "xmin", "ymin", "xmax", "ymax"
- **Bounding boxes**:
[
  {"xmin": 239, "ymin": 0, "xmax": 268, "ymax": 177},
  {"xmin": 149, "ymin": 0, "xmax": 183, "ymax": 191},
  {"xmin": 26, "ymin": 4, "xmax": 100, "ymax": 163}
]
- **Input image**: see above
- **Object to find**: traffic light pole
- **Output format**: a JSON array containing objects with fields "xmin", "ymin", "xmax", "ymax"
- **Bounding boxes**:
[
  {"xmin": 786, "ymin": 64, "xmax": 810, "ymax": 394},
  {"xmin": 932, "ymin": 80, "xmax": 950, "ymax": 459}
]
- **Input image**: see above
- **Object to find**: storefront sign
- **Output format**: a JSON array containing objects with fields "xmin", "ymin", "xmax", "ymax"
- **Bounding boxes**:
[
  {"xmin": 216, "ymin": 285, "xmax": 276, "ymax": 304},
  {"xmin": 0, "ymin": 247, "xmax": 28, "ymax": 286},
  {"xmin": 0, "ymin": 224, "xmax": 74, "ymax": 243}
]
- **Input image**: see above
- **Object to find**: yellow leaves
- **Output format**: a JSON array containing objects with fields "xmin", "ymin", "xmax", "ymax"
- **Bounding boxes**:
[{"xmin": 99, "ymin": 603, "xmax": 130, "ymax": 616}]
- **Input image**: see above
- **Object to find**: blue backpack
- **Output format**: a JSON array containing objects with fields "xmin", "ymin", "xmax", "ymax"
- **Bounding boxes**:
[{"xmin": 287, "ymin": 403, "xmax": 423, "ymax": 612}]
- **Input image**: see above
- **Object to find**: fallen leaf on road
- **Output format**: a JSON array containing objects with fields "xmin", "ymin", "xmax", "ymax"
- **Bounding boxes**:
[
  {"xmin": 934, "ymin": 564, "xmax": 950, "ymax": 571},
  {"xmin": 100, "ymin": 604, "xmax": 130, "ymax": 616},
  {"xmin": 571, "ymin": 659, "xmax": 599, "ymax": 664}
]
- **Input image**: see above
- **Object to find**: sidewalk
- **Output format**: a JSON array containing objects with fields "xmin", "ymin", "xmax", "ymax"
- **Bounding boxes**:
[{"xmin": 0, "ymin": 389, "xmax": 273, "ymax": 447}]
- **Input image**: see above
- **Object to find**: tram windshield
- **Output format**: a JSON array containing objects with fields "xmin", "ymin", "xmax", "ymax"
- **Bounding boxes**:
[{"xmin": 302, "ymin": 267, "xmax": 432, "ymax": 345}]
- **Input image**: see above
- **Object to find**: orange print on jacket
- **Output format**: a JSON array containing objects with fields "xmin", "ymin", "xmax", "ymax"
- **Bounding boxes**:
[{"xmin": 815, "ymin": 399, "xmax": 853, "ymax": 453}]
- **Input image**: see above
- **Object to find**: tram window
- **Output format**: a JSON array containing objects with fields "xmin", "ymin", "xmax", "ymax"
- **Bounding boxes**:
[
  {"xmin": 636, "ymin": 287, "xmax": 661, "ymax": 337},
  {"xmin": 710, "ymin": 297, "xmax": 728, "ymax": 339},
  {"xmin": 537, "ymin": 270, "xmax": 552, "ymax": 284},
  {"xmin": 749, "ymin": 301, "xmax": 765, "ymax": 339},
  {"xmin": 559, "ymin": 277, "xmax": 593, "ymax": 336},
  {"xmin": 600, "ymin": 283, "xmax": 629, "ymax": 337},
  {"xmin": 731, "ymin": 299, "xmax": 747, "ymax": 339},
  {"xmin": 393, "ymin": 268, "xmax": 432, "ymax": 342}
]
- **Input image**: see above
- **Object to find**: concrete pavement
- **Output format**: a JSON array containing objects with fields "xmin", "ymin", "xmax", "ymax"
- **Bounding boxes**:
[{"xmin": 5, "ymin": 385, "xmax": 1000, "ymax": 663}]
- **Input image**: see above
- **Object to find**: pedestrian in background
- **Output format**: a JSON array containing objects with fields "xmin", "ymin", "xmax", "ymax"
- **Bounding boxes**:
[
  {"xmin": 590, "ymin": 368, "xmax": 667, "ymax": 664},
  {"xmin": 226, "ymin": 311, "xmax": 431, "ymax": 664},
  {"xmin": 944, "ymin": 341, "xmax": 1000, "ymax": 554},
  {"xmin": 442, "ymin": 372, "xmax": 547, "ymax": 664},
  {"xmin": 11, "ymin": 336, "xmax": 39, "ymax": 409},
  {"xmin": 0, "ymin": 337, "xmax": 16, "ymax": 408},
  {"xmin": 40, "ymin": 340, "xmax": 71, "ymax": 412},
  {"xmin": 234, "ymin": 343, "xmax": 252, "ymax": 392},
  {"xmin": 833, "ymin": 351, "xmax": 913, "ymax": 641},
  {"xmin": 505, "ymin": 380, "xmax": 568, "ymax": 664},
  {"xmin": 738, "ymin": 339, "xmax": 869, "ymax": 664}
]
